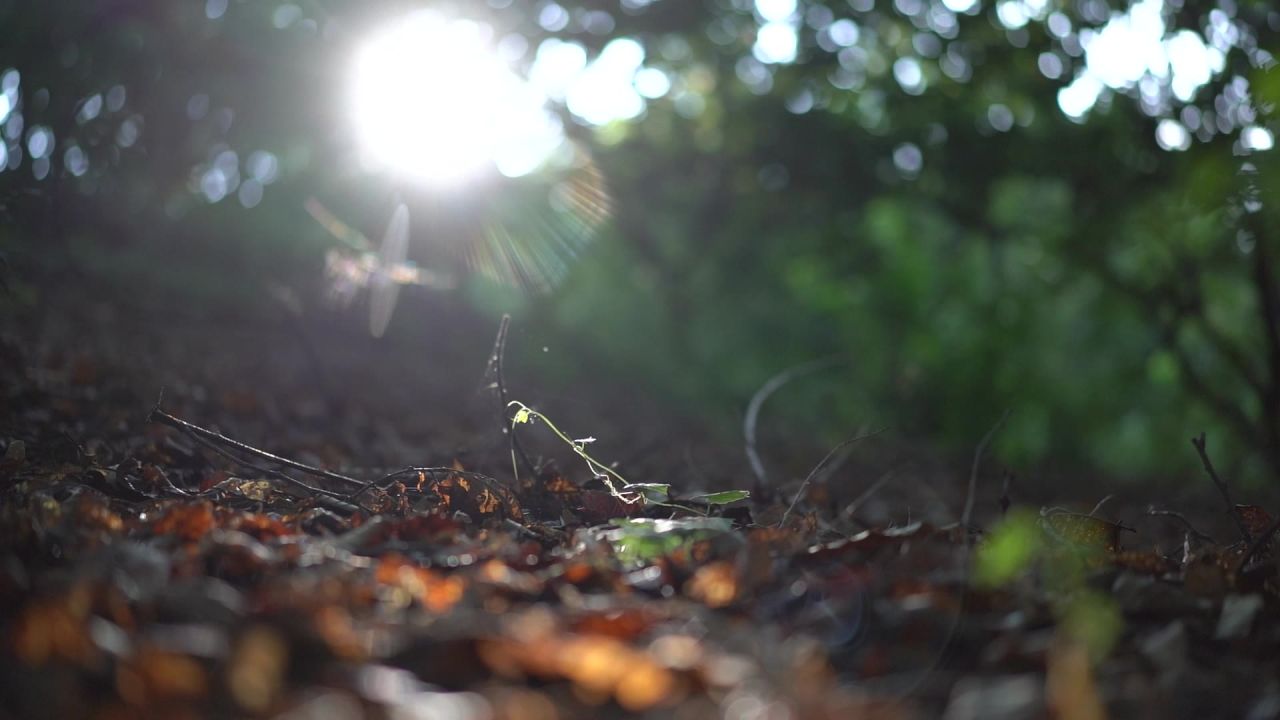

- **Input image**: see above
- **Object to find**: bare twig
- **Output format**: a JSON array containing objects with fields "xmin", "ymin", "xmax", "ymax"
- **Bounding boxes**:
[
  {"xmin": 1088, "ymin": 494, "xmax": 1115, "ymax": 518},
  {"xmin": 999, "ymin": 470, "xmax": 1013, "ymax": 518},
  {"xmin": 485, "ymin": 315, "xmax": 537, "ymax": 481},
  {"xmin": 1145, "ymin": 507, "xmax": 1215, "ymax": 544},
  {"xmin": 156, "ymin": 408, "xmax": 359, "ymax": 511},
  {"xmin": 838, "ymin": 467, "xmax": 898, "ymax": 521},
  {"xmin": 375, "ymin": 466, "xmax": 506, "ymax": 486},
  {"xmin": 778, "ymin": 427, "xmax": 884, "ymax": 528},
  {"xmin": 1190, "ymin": 432, "xmax": 1252, "ymax": 543},
  {"xmin": 744, "ymin": 357, "xmax": 841, "ymax": 487},
  {"xmin": 149, "ymin": 404, "xmax": 363, "ymax": 489},
  {"xmin": 879, "ymin": 411, "xmax": 1007, "ymax": 702},
  {"xmin": 961, "ymin": 410, "xmax": 1009, "ymax": 528}
]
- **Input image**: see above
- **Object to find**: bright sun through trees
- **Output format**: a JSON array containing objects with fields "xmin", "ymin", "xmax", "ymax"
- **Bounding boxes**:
[{"xmin": 350, "ymin": 11, "xmax": 565, "ymax": 186}]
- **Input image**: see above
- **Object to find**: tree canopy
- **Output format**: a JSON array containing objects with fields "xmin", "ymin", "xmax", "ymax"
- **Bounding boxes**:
[{"xmin": 1, "ymin": 0, "xmax": 1278, "ymax": 483}]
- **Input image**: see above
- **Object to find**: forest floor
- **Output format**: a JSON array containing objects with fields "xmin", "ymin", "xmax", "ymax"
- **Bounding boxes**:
[{"xmin": 2, "ymin": 274, "xmax": 1279, "ymax": 720}]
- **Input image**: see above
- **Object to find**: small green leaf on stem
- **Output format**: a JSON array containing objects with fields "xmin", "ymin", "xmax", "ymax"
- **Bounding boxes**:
[{"xmin": 690, "ymin": 490, "xmax": 751, "ymax": 505}]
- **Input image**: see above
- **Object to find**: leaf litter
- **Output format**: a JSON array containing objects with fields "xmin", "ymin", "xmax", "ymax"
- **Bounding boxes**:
[{"xmin": 1, "ymin": 322, "xmax": 1279, "ymax": 719}]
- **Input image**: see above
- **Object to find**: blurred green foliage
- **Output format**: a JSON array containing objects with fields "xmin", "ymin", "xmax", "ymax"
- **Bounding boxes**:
[
  {"xmin": 976, "ymin": 509, "xmax": 1124, "ymax": 659},
  {"xmin": 1, "ymin": 0, "xmax": 1277, "ymax": 485},
  {"xmin": 974, "ymin": 508, "xmax": 1041, "ymax": 586}
]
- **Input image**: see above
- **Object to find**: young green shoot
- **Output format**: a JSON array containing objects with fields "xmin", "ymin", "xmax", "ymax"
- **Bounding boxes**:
[
  {"xmin": 507, "ymin": 401, "xmax": 751, "ymax": 512},
  {"xmin": 508, "ymin": 400, "xmax": 662, "ymax": 505}
]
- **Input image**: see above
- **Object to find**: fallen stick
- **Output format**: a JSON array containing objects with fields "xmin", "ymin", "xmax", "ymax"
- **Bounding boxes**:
[
  {"xmin": 1190, "ymin": 432, "xmax": 1252, "ymax": 543},
  {"xmin": 149, "ymin": 404, "xmax": 363, "ymax": 489}
]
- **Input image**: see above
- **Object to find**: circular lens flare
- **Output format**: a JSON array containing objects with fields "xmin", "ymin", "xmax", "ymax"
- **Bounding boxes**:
[{"xmin": 351, "ymin": 12, "xmax": 564, "ymax": 186}]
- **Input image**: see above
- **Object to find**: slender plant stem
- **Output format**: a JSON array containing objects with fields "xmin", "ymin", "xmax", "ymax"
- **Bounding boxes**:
[{"xmin": 1190, "ymin": 432, "xmax": 1252, "ymax": 543}]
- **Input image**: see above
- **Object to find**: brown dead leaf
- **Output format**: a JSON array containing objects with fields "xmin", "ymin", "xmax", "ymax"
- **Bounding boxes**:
[
  {"xmin": 117, "ymin": 647, "xmax": 208, "ymax": 705},
  {"xmin": 75, "ymin": 494, "xmax": 124, "ymax": 535},
  {"xmin": 12, "ymin": 594, "xmax": 95, "ymax": 666},
  {"xmin": 376, "ymin": 554, "xmax": 464, "ymax": 613},
  {"xmin": 150, "ymin": 501, "xmax": 216, "ymax": 543},
  {"xmin": 479, "ymin": 632, "xmax": 680, "ymax": 711},
  {"xmin": 571, "ymin": 607, "xmax": 661, "ymax": 640},
  {"xmin": 1235, "ymin": 505, "xmax": 1274, "ymax": 540},
  {"xmin": 228, "ymin": 626, "xmax": 288, "ymax": 713},
  {"xmin": 686, "ymin": 561, "xmax": 738, "ymax": 608}
]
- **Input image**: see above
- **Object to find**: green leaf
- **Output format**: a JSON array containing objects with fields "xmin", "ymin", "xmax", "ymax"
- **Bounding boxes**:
[
  {"xmin": 610, "ymin": 517, "xmax": 734, "ymax": 533},
  {"xmin": 625, "ymin": 483, "xmax": 671, "ymax": 503},
  {"xmin": 974, "ymin": 509, "xmax": 1042, "ymax": 588},
  {"xmin": 512, "ymin": 407, "xmax": 531, "ymax": 425},
  {"xmin": 594, "ymin": 517, "xmax": 735, "ymax": 567},
  {"xmin": 689, "ymin": 490, "xmax": 751, "ymax": 505}
]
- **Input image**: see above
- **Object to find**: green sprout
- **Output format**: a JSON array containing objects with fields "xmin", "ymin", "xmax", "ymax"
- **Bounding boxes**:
[
  {"xmin": 507, "ymin": 400, "xmax": 750, "ymax": 511},
  {"xmin": 508, "ymin": 400, "xmax": 663, "ymax": 505}
]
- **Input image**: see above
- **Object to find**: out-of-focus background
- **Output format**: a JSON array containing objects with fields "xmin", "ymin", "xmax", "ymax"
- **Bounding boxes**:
[{"xmin": 1, "ymin": 0, "xmax": 1277, "ymax": 491}]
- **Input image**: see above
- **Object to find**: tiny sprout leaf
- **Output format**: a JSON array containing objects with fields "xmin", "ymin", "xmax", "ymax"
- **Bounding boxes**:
[
  {"xmin": 512, "ymin": 408, "xmax": 531, "ymax": 425},
  {"xmin": 690, "ymin": 490, "xmax": 751, "ymax": 505}
]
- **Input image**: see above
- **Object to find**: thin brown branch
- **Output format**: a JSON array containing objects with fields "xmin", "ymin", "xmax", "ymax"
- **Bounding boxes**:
[
  {"xmin": 779, "ymin": 427, "xmax": 884, "ymax": 528},
  {"xmin": 161, "ymin": 409, "xmax": 360, "ymax": 511},
  {"xmin": 1088, "ymin": 494, "xmax": 1114, "ymax": 518},
  {"xmin": 837, "ymin": 467, "xmax": 898, "ymax": 525},
  {"xmin": 962, "ymin": 410, "xmax": 1009, "ymax": 528},
  {"xmin": 744, "ymin": 356, "xmax": 842, "ymax": 487},
  {"xmin": 1190, "ymin": 432, "xmax": 1252, "ymax": 543},
  {"xmin": 485, "ymin": 314, "xmax": 537, "ymax": 481},
  {"xmin": 149, "ymin": 405, "xmax": 363, "ymax": 489},
  {"xmin": 1144, "ymin": 507, "xmax": 1216, "ymax": 543}
]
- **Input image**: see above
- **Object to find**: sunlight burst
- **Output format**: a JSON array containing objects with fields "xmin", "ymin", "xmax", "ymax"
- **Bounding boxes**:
[{"xmin": 350, "ymin": 12, "xmax": 564, "ymax": 186}]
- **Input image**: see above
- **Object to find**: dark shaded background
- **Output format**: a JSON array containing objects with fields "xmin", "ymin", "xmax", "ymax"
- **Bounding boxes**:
[{"xmin": 1, "ymin": 0, "xmax": 1278, "ymax": 495}]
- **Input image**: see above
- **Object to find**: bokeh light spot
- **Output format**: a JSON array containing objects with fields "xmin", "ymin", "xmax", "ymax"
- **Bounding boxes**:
[
  {"xmin": 26, "ymin": 126, "xmax": 52, "ymax": 159},
  {"xmin": 63, "ymin": 145, "xmax": 88, "ymax": 176},
  {"xmin": 893, "ymin": 142, "xmax": 923, "ymax": 177},
  {"xmin": 756, "ymin": 0, "xmax": 798, "ymax": 23},
  {"xmin": 754, "ymin": 22, "xmax": 799, "ymax": 64},
  {"xmin": 1241, "ymin": 126, "xmax": 1274, "ymax": 152},
  {"xmin": 1155, "ymin": 118, "xmax": 1190, "ymax": 151}
]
